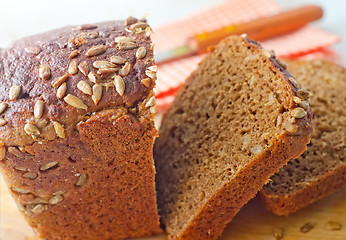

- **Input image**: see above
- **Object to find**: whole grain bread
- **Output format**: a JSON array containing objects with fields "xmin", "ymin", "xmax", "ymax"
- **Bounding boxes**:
[
  {"xmin": 260, "ymin": 60, "xmax": 346, "ymax": 216},
  {"xmin": 0, "ymin": 18, "xmax": 161, "ymax": 240},
  {"xmin": 154, "ymin": 35, "xmax": 312, "ymax": 240}
]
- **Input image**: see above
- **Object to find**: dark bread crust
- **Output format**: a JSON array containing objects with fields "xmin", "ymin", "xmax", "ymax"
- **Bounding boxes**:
[
  {"xmin": 260, "ymin": 60, "xmax": 346, "ymax": 216},
  {"xmin": 0, "ymin": 20, "xmax": 154, "ymax": 146},
  {"xmin": 260, "ymin": 163, "xmax": 346, "ymax": 216},
  {"xmin": 0, "ymin": 20, "xmax": 160, "ymax": 239},
  {"xmin": 154, "ymin": 36, "xmax": 312, "ymax": 240}
]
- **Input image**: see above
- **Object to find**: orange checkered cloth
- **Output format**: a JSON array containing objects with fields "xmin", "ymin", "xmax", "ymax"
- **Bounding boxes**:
[{"xmin": 151, "ymin": 0, "xmax": 340, "ymax": 110}]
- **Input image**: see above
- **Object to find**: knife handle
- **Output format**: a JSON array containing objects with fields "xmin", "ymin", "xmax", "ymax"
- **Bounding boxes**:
[{"xmin": 191, "ymin": 5, "xmax": 323, "ymax": 53}]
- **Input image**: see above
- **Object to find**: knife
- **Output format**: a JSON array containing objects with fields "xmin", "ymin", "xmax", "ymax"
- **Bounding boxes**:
[{"xmin": 155, "ymin": 5, "xmax": 323, "ymax": 64}]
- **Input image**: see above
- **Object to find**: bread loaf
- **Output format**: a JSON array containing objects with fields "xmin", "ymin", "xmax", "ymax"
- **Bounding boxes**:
[
  {"xmin": 0, "ymin": 18, "xmax": 161, "ymax": 240},
  {"xmin": 154, "ymin": 36, "xmax": 312, "ymax": 240},
  {"xmin": 260, "ymin": 60, "xmax": 346, "ymax": 216}
]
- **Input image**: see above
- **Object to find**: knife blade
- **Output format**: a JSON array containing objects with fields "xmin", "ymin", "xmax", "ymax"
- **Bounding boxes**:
[{"xmin": 155, "ymin": 5, "xmax": 323, "ymax": 64}]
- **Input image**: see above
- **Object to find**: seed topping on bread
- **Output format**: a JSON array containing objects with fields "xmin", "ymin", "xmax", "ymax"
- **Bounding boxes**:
[
  {"xmin": 51, "ymin": 74, "xmax": 69, "ymax": 88},
  {"xmin": 63, "ymin": 94, "xmax": 88, "ymax": 110},
  {"xmin": 0, "ymin": 102, "xmax": 8, "ymax": 114},
  {"xmin": 68, "ymin": 49, "xmax": 79, "ymax": 59},
  {"xmin": 9, "ymin": 85, "xmax": 21, "ymax": 100},
  {"xmin": 85, "ymin": 44, "xmax": 107, "ymax": 57},
  {"xmin": 39, "ymin": 65, "xmax": 51, "ymax": 80}
]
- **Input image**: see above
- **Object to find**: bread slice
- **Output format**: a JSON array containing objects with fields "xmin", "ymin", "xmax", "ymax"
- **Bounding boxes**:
[
  {"xmin": 0, "ymin": 18, "xmax": 161, "ymax": 239},
  {"xmin": 260, "ymin": 60, "xmax": 346, "ymax": 216},
  {"xmin": 154, "ymin": 36, "xmax": 312, "ymax": 240}
]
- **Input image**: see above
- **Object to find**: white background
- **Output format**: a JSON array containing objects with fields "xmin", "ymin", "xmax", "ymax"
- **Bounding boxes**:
[{"xmin": 0, "ymin": 0, "xmax": 345, "ymax": 65}]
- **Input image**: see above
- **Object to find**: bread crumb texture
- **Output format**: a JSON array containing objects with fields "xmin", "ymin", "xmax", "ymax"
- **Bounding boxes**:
[
  {"xmin": 261, "ymin": 60, "xmax": 346, "ymax": 216},
  {"xmin": 154, "ymin": 36, "xmax": 312, "ymax": 240}
]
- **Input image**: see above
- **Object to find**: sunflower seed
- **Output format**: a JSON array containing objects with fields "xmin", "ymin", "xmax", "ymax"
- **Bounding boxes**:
[
  {"xmin": 97, "ymin": 68, "xmax": 118, "ymax": 75},
  {"xmin": 85, "ymin": 45, "xmax": 107, "ymax": 57},
  {"xmin": 145, "ymin": 96, "xmax": 156, "ymax": 108},
  {"xmin": 0, "ymin": 102, "xmax": 8, "ymax": 114},
  {"xmin": 288, "ymin": 77, "xmax": 299, "ymax": 88},
  {"xmin": 276, "ymin": 59, "xmax": 287, "ymax": 69},
  {"xmin": 40, "ymin": 161, "xmax": 59, "ymax": 171},
  {"xmin": 0, "ymin": 146, "xmax": 5, "ymax": 160},
  {"xmin": 75, "ymin": 173, "xmax": 88, "ymax": 186},
  {"xmin": 284, "ymin": 121, "xmax": 298, "ymax": 133},
  {"xmin": 0, "ymin": 119, "xmax": 7, "ymax": 127},
  {"xmin": 12, "ymin": 186, "xmax": 30, "ymax": 194},
  {"xmin": 262, "ymin": 48, "xmax": 274, "ymax": 58},
  {"xmin": 27, "ymin": 197, "xmax": 48, "ymax": 205},
  {"xmin": 23, "ymin": 172, "xmax": 38, "ymax": 179},
  {"xmin": 53, "ymin": 190, "xmax": 67, "ymax": 196},
  {"xmin": 115, "ymin": 36, "xmax": 136, "ymax": 43},
  {"xmin": 51, "ymin": 74, "xmax": 69, "ymax": 88},
  {"xmin": 300, "ymin": 222, "xmax": 315, "ymax": 233},
  {"xmin": 114, "ymin": 75, "xmax": 125, "ymax": 96},
  {"xmin": 56, "ymin": 82, "xmax": 67, "ymax": 99},
  {"xmin": 88, "ymin": 72, "xmax": 98, "ymax": 83},
  {"xmin": 110, "ymin": 56, "xmax": 126, "ymax": 64},
  {"xmin": 125, "ymin": 16, "xmax": 137, "ymax": 25},
  {"xmin": 251, "ymin": 145, "xmax": 263, "ymax": 154},
  {"xmin": 92, "ymin": 84, "xmax": 102, "ymax": 105},
  {"xmin": 148, "ymin": 65, "xmax": 157, "ymax": 72},
  {"xmin": 64, "ymin": 94, "xmax": 88, "ymax": 110},
  {"xmin": 291, "ymin": 107, "xmax": 307, "ymax": 119},
  {"xmin": 145, "ymin": 69, "xmax": 156, "ymax": 79},
  {"xmin": 52, "ymin": 121, "xmax": 65, "ymax": 138},
  {"xmin": 31, "ymin": 204, "xmax": 46, "ymax": 214},
  {"xmin": 150, "ymin": 107, "xmax": 156, "ymax": 114},
  {"xmin": 100, "ymin": 82, "xmax": 114, "ymax": 91},
  {"xmin": 68, "ymin": 59, "xmax": 78, "ymax": 75},
  {"xmin": 34, "ymin": 100, "xmax": 44, "ymax": 119},
  {"xmin": 9, "ymin": 86, "xmax": 21, "ymax": 100},
  {"xmin": 78, "ymin": 61, "xmax": 89, "ymax": 76},
  {"xmin": 93, "ymin": 60, "xmax": 116, "ymax": 69},
  {"xmin": 296, "ymin": 89, "xmax": 310, "ymax": 100},
  {"xmin": 299, "ymin": 100, "xmax": 310, "ymax": 110},
  {"xmin": 117, "ymin": 42, "xmax": 138, "ymax": 50},
  {"xmin": 24, "ymin": 123, "xmax": 40, "ymax": 136},
  {"xmin": 150, "ymin": 44, "xmax": 155, "ymax": 51},
  {"xmin": 273, "ymin": 227, "xmax": 284, "ymax": 240},
  {"xmin": 119, "ymin": 62, "xmax": 131, "ymax": 76},
  {"xmin": 8, "ymin": 147, "xmax": 22, "ymax": 157},
  {"xmin": 77, "ymin": 24, "xmax": 97, "ymax": 30},
  {"xmin": 141, "ymin": 78, "xmax": 151, "ymax": 88},
  {"xmin": 326, "ymin": 221, "xmax": 342, "ymax": 230},
  {"xmin": 130, "ymin": 22, "xmax": 149, "ymax": 30},
  {"xmin": 80, "ymin": 31, "xmax": 98, "ymax": 39},
  {"xmin": 24, "ymin": 47, "xmax": 41, "ymax": 55},
  {"xmin": 69, "ymin": 49, "xmax": 79, "ymax": 59},
  {"xmin": 38, "ymin": 65, "xmax": 51, "ymax": 80},
  {"xmin": 293, "ymin": 96, "xmax": 301, "ymax": 104},
  {"xmin": 77, "ymin": 81, "xmax": 92, "ymax": 95},
  {"xmin": 14, "ymin": 166, "xmax": 27, "ymax": 172},
  {"xmin": 145, "ymin": 27, "xmax": 152, "ymax": 37},
  {"xmin": 136, "ymin": 47, "xmax": 146, "ymax": 59},
  {"xmin": 49, "ymin": 194, "xmax": 64, "ymax": 205}
]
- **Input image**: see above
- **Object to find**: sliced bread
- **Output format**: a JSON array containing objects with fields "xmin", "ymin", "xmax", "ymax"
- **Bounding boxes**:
[
  {"xmin": 154, "ymin": 36, "xmax": 312, "ymax": 240},
  {"xmin": 260, "ymin": 60, "xmax": 346, "ymax": 216}
]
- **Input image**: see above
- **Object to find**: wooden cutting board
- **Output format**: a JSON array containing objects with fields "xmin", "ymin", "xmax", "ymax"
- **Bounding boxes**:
[{"xmin": 1, "ymin": 175, "xmax": 345, "ymax": 240}]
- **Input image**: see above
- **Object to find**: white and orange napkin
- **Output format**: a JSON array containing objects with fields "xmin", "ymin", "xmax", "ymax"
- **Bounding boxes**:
[{"xmin": 151, "ymin": 0, "xmax": 340, "ymax": 110}]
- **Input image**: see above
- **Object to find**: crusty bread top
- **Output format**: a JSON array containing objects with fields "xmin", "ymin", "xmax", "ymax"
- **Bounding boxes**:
[
  {"xmin": 0, "ymin": 18, "xmax": 157, "ymax": 147},
  {"xmin": 263, "ymin": 60, "xmax": 346, "ymax": 195}
]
